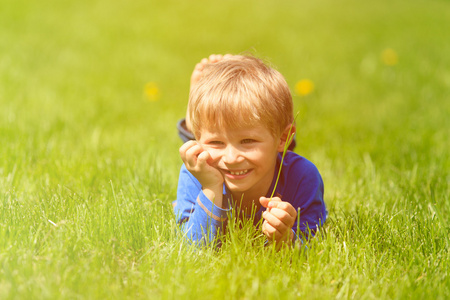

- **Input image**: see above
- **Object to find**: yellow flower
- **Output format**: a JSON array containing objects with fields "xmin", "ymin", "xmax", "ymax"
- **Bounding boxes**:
[
  {"xmin": 381, "ymin": 48, "xmax": 398, "ymax": 66},
  {"xmin": 144, "ymin": 82, "xmax": 160, "ymax": 101},
  {"xmin": 295, "ymin": 79, "xmax": 314, "ymax": 96}
]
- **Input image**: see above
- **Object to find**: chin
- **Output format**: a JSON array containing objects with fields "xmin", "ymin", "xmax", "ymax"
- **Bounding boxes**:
[{"xmin": 225, "ymin": 182, "xmax": 250, "ymax": 193}]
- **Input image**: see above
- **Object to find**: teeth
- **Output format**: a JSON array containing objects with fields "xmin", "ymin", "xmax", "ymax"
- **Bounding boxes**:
[{"xmin": 230, "ymin": 170, "xmax": 248, "ymax": 175}]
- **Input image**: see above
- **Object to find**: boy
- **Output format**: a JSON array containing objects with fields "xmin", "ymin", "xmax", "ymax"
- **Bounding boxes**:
[
  {"xmin": 177, "ymin": 55, "xmax": 296, "ymax": 151},
  {"xmin": 174, "ymin": 54, "xmax": 327, "ymax": 246}
]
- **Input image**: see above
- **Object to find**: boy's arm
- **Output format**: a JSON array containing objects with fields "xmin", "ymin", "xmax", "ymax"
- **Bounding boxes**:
[
  {"xmin": 290, "ymin": 164, "xmax": 326, "ymax": 240},
  {"xmin": 175, "ymin": 140, "xmax": 230, "ymax": 244},
  {"xmin": 174, "ymin": 164, "xmax": 230, "ymax": 244},
  {"xmin": 260, "ymin": 156, "xmax": 327, "ymax": 246},
  {"xmin": 179, "ymin": 140, "xmax": 225, "ymax": 207}
]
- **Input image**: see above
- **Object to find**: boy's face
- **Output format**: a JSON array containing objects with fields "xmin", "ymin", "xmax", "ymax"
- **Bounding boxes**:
[{"xmin": 198, "ymin": 123, "xmax": 284, "ymax": 197}]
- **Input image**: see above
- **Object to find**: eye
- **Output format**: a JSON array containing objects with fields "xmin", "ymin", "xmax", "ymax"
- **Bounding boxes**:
[
  {"xmin": 208, "ymin": 140, "xmax": 224, "ymax": 145},
  {"xmin": 241, "ymin": 139, "xmax": 255, "ymax": 144}
]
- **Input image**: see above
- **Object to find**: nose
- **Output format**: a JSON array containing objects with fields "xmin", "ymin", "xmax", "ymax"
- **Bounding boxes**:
[{"xmin": 222, "ymin": 144, "xmax": 244, "ymax": 164}]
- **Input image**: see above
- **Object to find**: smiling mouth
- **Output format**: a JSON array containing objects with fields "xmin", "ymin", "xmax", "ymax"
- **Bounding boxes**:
[{"xmin": 224, "ymin": 169, "xmax": 250, "ymax": 176}]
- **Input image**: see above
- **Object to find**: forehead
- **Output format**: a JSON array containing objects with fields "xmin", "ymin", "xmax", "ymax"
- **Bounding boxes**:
[{"xmin": 199, "ymin": 122, "xmax": 273, "ymax": 139}]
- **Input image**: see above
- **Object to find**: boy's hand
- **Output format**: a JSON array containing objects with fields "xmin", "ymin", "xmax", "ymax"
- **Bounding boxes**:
[
  {"xmin": 260, "ymin": 197, "xmax": 297, "ymax": 245},
  {"xmin": 180, "ymin": 141, "xmax": 225, "ymax": 204}
]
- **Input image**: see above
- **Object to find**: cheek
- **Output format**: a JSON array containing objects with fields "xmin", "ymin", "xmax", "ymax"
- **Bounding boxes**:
[
  {"xmin": 246, "ymin": 148, "xmax": 278, "ymax": 167},
  {"xmin": 246, "ymin": 146, "xmax": 273, "ymax": 160}
]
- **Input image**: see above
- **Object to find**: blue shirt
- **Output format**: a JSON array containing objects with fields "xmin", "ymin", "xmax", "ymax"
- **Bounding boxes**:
[{"xmin": 173, "ymin": 151, "xmax": 327, "ymax": 244}]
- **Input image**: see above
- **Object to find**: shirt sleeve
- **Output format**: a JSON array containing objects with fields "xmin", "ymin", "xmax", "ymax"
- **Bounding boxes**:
[
  {"xmin": 173, "ymin": 164, "xmax": 231, "ymax": 244},
  {"xmin": 285, "ymin": 157, "xmax": 327, "ymax": 242}
]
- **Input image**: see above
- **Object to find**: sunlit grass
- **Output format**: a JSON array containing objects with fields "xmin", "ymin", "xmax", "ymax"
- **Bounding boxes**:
[
  {"xmin": 0, "ymin": 0, "xmax": 449, "ymax": 299},
  {"xmin": 270, "ymin": 112, "xmax": 298, "ymax": 199}
]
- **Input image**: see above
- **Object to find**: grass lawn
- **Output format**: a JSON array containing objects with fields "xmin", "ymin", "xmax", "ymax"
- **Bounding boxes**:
[{"xmin": 0, "ymin": 0, "xmax": 449, "ymax": 298}]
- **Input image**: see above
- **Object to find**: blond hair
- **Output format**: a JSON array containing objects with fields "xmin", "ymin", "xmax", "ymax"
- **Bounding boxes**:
[{"xmin": 187, "ymin": 55, "xmax": 293, "ymax": 139}]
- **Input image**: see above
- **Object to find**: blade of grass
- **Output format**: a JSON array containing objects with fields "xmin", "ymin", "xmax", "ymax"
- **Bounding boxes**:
[{"xmin": 270, "ymin": 112, "xmax": 299, "ymax": 199}]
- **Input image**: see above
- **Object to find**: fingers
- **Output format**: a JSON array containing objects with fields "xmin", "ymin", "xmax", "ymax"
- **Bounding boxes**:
[
  {"xmin": 267, "ymin": 206, "xmax": 296, "ymax": 228},
  {"xmin": 262, "ymin": 220, "xmax": 282, "ymax": 241},
  {"xmin": 262, "ymin": 219, "xmax": 293, "ymax": 243},
  {"xmin": 259, "ymin": 196, "xmax": 270, "ymax": 208},
  {"xmin": 262, "ymin": 207, "xmax": 295, "ymax": 233},
  {"xmin": 262, "ymin": 211, "xmax": 289, "ymax": 236},
  {"xmin": 271, "ymin": 205, "xmax": 297, "ymax": 222},
  {"xmin": 197, "ymin": 150, "xmax": 212, "ymax": 166},
  {"xmin": 179, "ymin": 141, "xmax": 215, "ymax": 174},
  {"xmin": 179, "ymin": 140, "xmax": 197, "ymax": 162},
  {"xmin": 259, "ymin": 196, "xmax": 282, "ymax": 208},
  {"xmin": 262, "ymin": 218, "xmax": 294, "ymax": 244},
  {"xmin": 267, "ymin": 197, "xmax": 297, "ymax": 218},
  {"xmin": 259, "ymin": 196, "xmax": 282, "ymax": 209},
  {"xmin": 260, "ymin": 197, "xmax": 297, "ymax": 242},
  {"xmin": 179, "ymin": 141, "xmax": 204, "ymax": 167}
]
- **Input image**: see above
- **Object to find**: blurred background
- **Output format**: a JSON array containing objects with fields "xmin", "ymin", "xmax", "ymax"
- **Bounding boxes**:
[
  {"xmin": 1, "ymin": 2, "xmax": 449, "ymax": 297},
  {"xmin": 1, "ymin": 0, "xmax": 449, "ymax": 206}
]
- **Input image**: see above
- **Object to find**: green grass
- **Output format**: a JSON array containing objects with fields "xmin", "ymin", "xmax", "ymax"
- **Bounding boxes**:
[{"xmin": 1, "ymin": 0, "xmax": 449, "ymax": 298}]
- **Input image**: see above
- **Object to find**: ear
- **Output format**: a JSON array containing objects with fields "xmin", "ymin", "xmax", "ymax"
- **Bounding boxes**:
[{"xmin": 277, "ymin": 124, "xmax": 296, "ymax": 152}]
